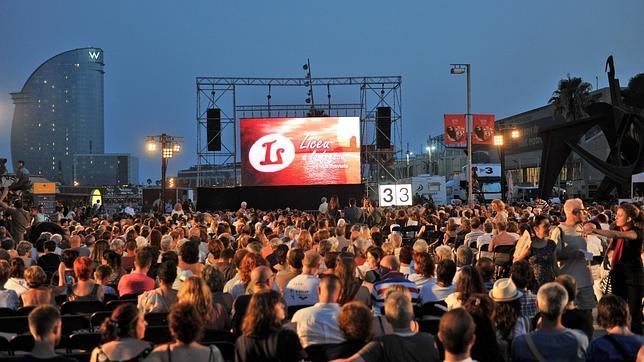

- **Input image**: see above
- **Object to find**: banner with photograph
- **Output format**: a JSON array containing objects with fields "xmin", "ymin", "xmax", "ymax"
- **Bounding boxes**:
[
  {"xmin": 472, "ymin": 114, "xmax": 495, "ymax": 144},
  {"xmin": 443, "ymin": 114, "xmax": 466, "ymax": 147}
]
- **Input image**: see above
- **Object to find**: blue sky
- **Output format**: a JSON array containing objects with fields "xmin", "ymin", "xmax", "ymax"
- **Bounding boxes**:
[{"xmin": 1, "ymin": 0, "xmax": 643, "ymax": 182}]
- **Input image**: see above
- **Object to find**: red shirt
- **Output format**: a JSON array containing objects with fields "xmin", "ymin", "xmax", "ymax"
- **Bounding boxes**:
[{"xmin": 117, "ymin": 271, "xmax": 155, "ymax": 296}]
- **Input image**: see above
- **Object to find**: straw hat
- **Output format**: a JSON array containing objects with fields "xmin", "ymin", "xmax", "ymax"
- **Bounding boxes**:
[{"xmin": 489, "ymin": 278, "xmax": 523, "ymax": 302}]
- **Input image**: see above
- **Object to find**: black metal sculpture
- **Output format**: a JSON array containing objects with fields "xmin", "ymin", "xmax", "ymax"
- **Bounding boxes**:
[{"xmin": 538, "ymin": 56, "xmax": 644, "ymax": 200}]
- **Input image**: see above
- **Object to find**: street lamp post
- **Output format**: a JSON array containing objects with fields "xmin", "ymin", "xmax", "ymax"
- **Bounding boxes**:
[
  {"xmin": 450, "ymin": 63, "xmax": 472, "ymax": 207},
  {"xmin": 147, "ymin": 133, "xmax": 182, "ymax": 213},
  {"xmin": 494, "ymin": 128, "xmax": 520, "ymax": 202}
]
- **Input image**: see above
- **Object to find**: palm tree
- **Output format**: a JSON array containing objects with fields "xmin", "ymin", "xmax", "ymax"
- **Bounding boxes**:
[
  {"xmin": 548, "ymin": 74, "xmax": 593, "ymax": 121},
  {"xmin": 625, "ymin": 73, "xmax": 644, "ymax": 109}
]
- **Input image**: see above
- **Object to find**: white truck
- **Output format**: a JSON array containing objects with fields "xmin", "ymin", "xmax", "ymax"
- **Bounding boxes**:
[{"xmin": 398, "ymin": 175, "xmax": 447, "ymax": 205}]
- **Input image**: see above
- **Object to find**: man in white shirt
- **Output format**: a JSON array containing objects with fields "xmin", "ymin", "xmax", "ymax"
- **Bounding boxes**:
[
  {"xmin": 291, "ymin": 274, "xmax": 344, "ymax": 348},
  {"xmin": 476, "ymin": 222, "xmax": 494, "ymax": 250},
  {"xmin": 284, "ymin": 250, "xmax": 320, "ymax": 306},
  {"xmin": 464, "ymin": 217, "xmax": 485, "ymax": 248},
  {"xmin": 123, "ymin": 203, "xmax": 135, "ymax": 216}
]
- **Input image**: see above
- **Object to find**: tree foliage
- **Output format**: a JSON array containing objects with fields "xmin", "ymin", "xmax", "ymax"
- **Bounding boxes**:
[{"xmin": 548, "ymin": 74, "xmax": 593, "ymax": 121}]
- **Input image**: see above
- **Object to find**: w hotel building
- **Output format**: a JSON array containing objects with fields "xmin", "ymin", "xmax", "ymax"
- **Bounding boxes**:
[{"xmin": 10, "ymin": 47, "xmax": 105, "ymax": 184}]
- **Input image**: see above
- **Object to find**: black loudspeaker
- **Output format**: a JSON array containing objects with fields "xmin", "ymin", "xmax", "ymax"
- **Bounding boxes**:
[
  {"xmin": 376, "ymin": 107, "xmax": 392, "ymax": 149},
  {"xmin": 206, "ymin": 108, "xmax": 221, "ymax": 151}
]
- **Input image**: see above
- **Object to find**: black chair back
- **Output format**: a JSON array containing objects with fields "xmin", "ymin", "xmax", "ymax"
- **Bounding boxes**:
[
  {"xmin": 106, "ymin": 299, "xmax": 137, "ymax": 311},
  {"xmin": 201, "ymin": 329, "xmax": 235, "ymax": 344},
  {"xmin": 15, "ymin": 306, "xmax": 36, "ymax": 316},
  {"xmin": 417, "ymin": 319, "xmax": 440, "ymax": 335},
  {"xmin": 103, "ymin": 293, "xmax": 119, "ymax": 303},
  {"xmin": 421, "ymin": 301, "xmax": 448, "ymax": 319},
  {"xmin": 119, "ymin": 293, "xmax": 141, "ymax": 300},
  {"xmin": 90, "ymin": 311, "xmax": 112, "ymax": 331},
  {"xmin": 144, "ymin": 326, "xmax": 173, "ymax": 345},
  {"xmin": 211, "ymin": 341, "xmax": 235, "ymax": 362},
  {"xmin": 144, "ymin": 312, "xmax": 169, "ymax": 327},
  {"xmin": 0, "ymin": 308, "xmax": 15, "ymax": 317},
  {"xmin": 304, "ymin": 344, "xmax": 333, "ymax": 362},
  {"xmin": 0, "ymin": 316, "xmax": 29, "ymax": 334},
  {"xmin": 287, "ymin": 305, "xmax": 311, "ymax": 319},
  {"xmin": 68, "ymin": 333, "xmax": 102, "ymax": 353},
  {"xmin": 61, "ymin": 315, "xmax": 91, "ymax": 336},
  {"xmin": 9, "ymin": 334, "xmax": 34, "ymax": 353},
  {"xmin": 61, "ymin": 300, "xmax": 106, "ymax": 315}
]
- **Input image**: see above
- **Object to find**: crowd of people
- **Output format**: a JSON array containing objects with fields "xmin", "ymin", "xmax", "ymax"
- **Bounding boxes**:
[{"xmin": 0, "ymin": 186, "xmax": 642, "ymax": 361}]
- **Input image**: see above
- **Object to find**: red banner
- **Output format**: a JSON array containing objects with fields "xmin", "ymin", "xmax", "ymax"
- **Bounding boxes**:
[
  {"xmin": 472, "ymin": 114, "xmax": 495, "ymax": 144},
  {"xmin": 240, "ymin": 117, "xmax": 361, "ymax": 186},
  {"xmin": 444, "ymin": 114, "xmax": 466, "ymax": 147}
]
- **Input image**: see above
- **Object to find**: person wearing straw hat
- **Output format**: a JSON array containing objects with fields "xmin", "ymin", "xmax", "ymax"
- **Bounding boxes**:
[
  {"xmin": 489, "ymin": 278, "xmax": 529, "ymax": 349},
  {"xmin": 511, "ymin": 282, "xmax": 588, "ymax": 362}
]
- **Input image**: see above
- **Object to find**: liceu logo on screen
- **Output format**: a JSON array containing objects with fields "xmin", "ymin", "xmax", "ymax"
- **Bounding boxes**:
[{"xmin": 248, "ymin": 134, "xmax": 296, "ymax": 172}]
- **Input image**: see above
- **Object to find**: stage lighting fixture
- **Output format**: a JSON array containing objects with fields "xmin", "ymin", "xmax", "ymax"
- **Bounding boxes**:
[{"xmin": 303, "ymin": 64, "xmax": 308, "ymax": 70}]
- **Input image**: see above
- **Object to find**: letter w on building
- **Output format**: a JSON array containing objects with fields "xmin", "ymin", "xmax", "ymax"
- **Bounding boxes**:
[{"xmin": 89, "ymin": 51, "xmax": 100, "ymax": 60}]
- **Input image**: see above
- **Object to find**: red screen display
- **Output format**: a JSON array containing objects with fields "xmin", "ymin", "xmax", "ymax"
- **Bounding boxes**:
[{"xmin": 240, "ymin": 117, "xmax": 361, "ymax": 186}]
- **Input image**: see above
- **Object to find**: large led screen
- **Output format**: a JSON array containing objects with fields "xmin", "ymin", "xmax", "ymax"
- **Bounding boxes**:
[{"xmin": 240, "ymin": 117, "xmax": 361, "ymax": 186}]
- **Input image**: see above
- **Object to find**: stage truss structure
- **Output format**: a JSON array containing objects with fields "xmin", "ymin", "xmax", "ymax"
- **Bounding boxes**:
[{"xmin": 196, "ymin": 76, "xmax": 403, "ymax": 197}]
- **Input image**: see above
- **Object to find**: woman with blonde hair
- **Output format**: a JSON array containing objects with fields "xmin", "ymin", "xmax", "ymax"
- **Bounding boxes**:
[
  {"xmin": 295, "ymin": 230, "xmax": 313, "ymax": 250},
  {"xmin": 178, "ymin": 276, "xmax": 230, "ymax": 331},
  {"xmin": 491, "ymin": 199, "xmax": 508, "ymax": 225},
  {"xmin": 21, "ymin": 265, "xmax": 67, "ymax": 307}
]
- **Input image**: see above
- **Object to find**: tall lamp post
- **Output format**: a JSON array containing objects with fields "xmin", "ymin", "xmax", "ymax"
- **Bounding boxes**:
[
  {"xmin": 146, "ymin": 134, "xmax": 183, "ymax": 212},
  {"xmin": 425, "ymin": 145, "xmax": 436, "ymax": 174},
  {"xmin": 493, "ymin": 128, "xmax": 520, "ymax": 202},
  {"xmin": 450, "ymin": 63, "xmax": 472, "ymax": 207}
]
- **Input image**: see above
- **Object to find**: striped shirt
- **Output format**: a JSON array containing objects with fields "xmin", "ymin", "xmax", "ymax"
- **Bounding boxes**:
[{"xmin": 371, "ymin": 271, "xmax": 419, "ymax": 315}]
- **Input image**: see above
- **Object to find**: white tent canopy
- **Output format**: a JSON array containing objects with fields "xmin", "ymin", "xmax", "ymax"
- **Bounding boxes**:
[
  {"xmin": 632, "ymin": 172, "xmax": 644, "ymax": 183},
  {"xmin": 631, "ymin": 172, "xmax": 644, "ymax": 199}
]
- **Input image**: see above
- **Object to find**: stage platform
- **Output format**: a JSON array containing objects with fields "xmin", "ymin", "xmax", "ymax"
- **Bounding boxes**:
[{"xmin": 196, "ymin": 184, "xmax": 365, "ymax": 212}]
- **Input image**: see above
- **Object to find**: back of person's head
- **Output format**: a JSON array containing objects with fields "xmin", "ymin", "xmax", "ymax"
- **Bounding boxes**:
[
  {"xmin": 24, "ymin": 266, "xmax": 48, "ymax": 288},
  {"xmin": 94, "ymin": 264, "xmax": 113, "ymax": 281},
  {"xmin": 44, "ymin": 240, "xmax": 56, "ymax": 253},
  {"xmin": 302, "ymin": 250, "xmax": 321, "ymax": 270},
  {"xmin": 0, "ymin": 260, "xmax": 10, "ymax": 285},
  {"xmin": 324, "ymin": 251, "xmax": 339, "ymax": 271},
  {"xmin": 201, "ymin": 264, "xmax": 225, "ymax": 293},
  {"xmin": 101, "ymin": 303, "xmax": 141, "ymax": 342},
  {"xmin": 456, "ymin": 245, "xmax": 473, "ymax": 267},
  {"xmin": 554, "ymin": 274, "xmax": 577, "ymax": 303},
  {"xmin": 61, "ymin": 249, "xmax": 79, "ymax": 268},
  {"xmin": 475, "ymin": 257, "xmax": 494, "ymax": 282},
  {"xmin": 73, "ymin": 256, "xmax": 94, "ymax": 281},
  {"xmin": 319, "ymin": 274, "xmax": 341, "ymax": 301},
  {"xmin": 9, "ymin": 257, "xmax": 25, "ymax": 278},
  {"xmin": 435, "ymin": 245, "xmax": 454, "ymax": 261},
  {"xmin": 338, "ymin": 301, "xmax": 373, "ymax": 341},
  {"xmin": 536, "ymin": 282, "xmax": 568, "ymax": 321},
  {"xmin": 399, "ymin": 246, "xmax": 413, "ymax": 265},
  {"xmin": 483, "ymin": 222, "xmax": 494, "ymax": 233},
  {"xmin": 233, "ymin": 249, "xmax": 250, "ymax": 269},
  {"xmin": 242, "ymin": 289, "xmax": 283, "ymax": 337},
  {"xmin": 169, "ymin": 302, "xmax": 203, "ymax": 344},
  {"xmin": 455, "ymin": 265, "xmax": 485, "ymax": 300},
  {"xmin": 157, "ymin": 260, "xmax": 178, "ymax": 286},
  {"xmin": 177, "ymin": 276, "xmax": 213, "ymax": 318},
  {"xmin": 510, "ymin": 260, "xmax": 533, "ymax": 290},
  {"xmin": 436, "ymin": 259, "xmax": 457, "ymax": 284},
  {"xmin": 412, "ymin": 239, "xmax": 429, "ymax": 254},
  {"xmin": 250, "ymin": 265, "xmax": 273, "ymax": 290},
  {"xmin": 287, "ymin": 248, "xmax": 304, "ymax": 270},
  {"xmin": 28, "ymin": 305, "xmax": 61, "ymax": 342},
  {"xmin": 413, "ymin": 251, "xmax": 434, "ymax": 278},
  {"xmin": 135, "ymin": 246, "xmax": 154, "ymax": 269},
  {"xmin": 497, "ymin": 221, "xmax": 508, "ymax": 231},
  {"xmin": 161, "ymin": 251, "xmax": 179, "ymax": 266},
  {"xmin": 179, "ymin": 240, "xmax": 199, "ymax": 264},
  {"xmin": 380, "ymin": 255, "xmax": 400, "ymax": 272},
  {"xmin": 597, "ymin": 294, "xmax": 631, "ymax": 329},
  {"xmin": 439, "ymin": 308, "xmax": 476, "ymax": 356},
  {"xmin": 470, "ymin": 217, "xmax": 481, "ymax": 230},
  {"xmin": 384, "ymin": 291, "xmax": 413, "ymax": 329}
]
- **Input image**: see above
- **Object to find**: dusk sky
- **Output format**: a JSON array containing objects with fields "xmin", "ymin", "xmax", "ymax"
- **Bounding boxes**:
[{"xmin": 1, "ymin": 1, "xmax": 643, "ymax": 183}]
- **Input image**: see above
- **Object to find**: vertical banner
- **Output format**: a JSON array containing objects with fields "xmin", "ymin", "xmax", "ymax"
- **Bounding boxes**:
[
  {"xmin": 443, "ymin": 114, "xmax": 466, "ymax": 147},
  {"xmin": 472, "ymin": 114, "xmax": 495, "ymax": 144}
]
